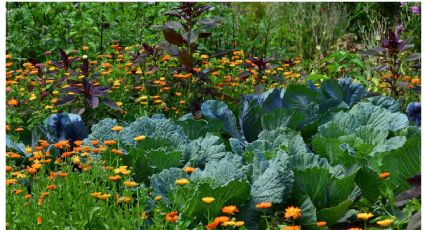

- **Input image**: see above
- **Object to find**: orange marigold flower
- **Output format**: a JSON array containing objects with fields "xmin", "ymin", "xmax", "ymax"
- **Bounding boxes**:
[
  {"xmin": 165, "ymin": 211, "xmax": 179, "ymax": 222},
  {"xmin": 37, "ymin": 216, "xmax": 43, "ymax": 225},
  {"xmin": 379, "ymin": 172, "xmax": 391, "ymax": 179},
  {"xmin": 347, "ymin": 228, "xmax": 362, "ymax": 230},
  {"xmin": 221, "ymin": 205, "xmax": 239, "ymax": 215},
  {"xmin": 108, "ymin": 175, "xmax": 122, "ymax": 182},
  {"xmin": 104, "ymin": 140, "xmax": 117, "ymax": 146},
  {"xmin": 15, "ymin": 127, "xmax": 24, "ymax": 132},
  {"xmin": 91, "ymin": 140, "xmax": 100, "ymax": 146},
  {"xmin": 27, "ymin": 167, "xmax": 37, "ymax": 175},
  {"xmin": 282, "ymin": 226, "xmax": 300, "ymax": 230},
  {"xmin": 411, "ymin": 78, "xmax": 421, "ymax": 85},
  {"xmin": 214, "ymin": 216, "xmax": 230, "ymax": 223},
  {"xmin": 61, "ymin": 151, "xmax": 73, "ymax": 158},
  {"xmin": 206, "ymin": 220, "xmax": 219, "ymax": 229},
  {"xmin": 284, "ymin": 206, "xmax": 302, "ymax": 220},
  {"xmin": 111, "ymin": 148, "xmax": 123, "ymax": 155},
  {"xmin": 92, "ymin": 148, "xmax": 102, "ymax": 154},
  {"xmin": 74, "ymin": 140, "xmax": 83, "ymax": 146},
  {"xmin": 6, "ymin": 179, "xmax": 17, "ymax": 185},
  {"xmin": 47, "ymin": 184, "xmax": 57, "ymax": 190},
  {"xmin": 182, "ymin": 166, "xmax": 196, "ymax": 173},
  {"xmin": 123, "ymin": 181, "xmax": 139, "ymax": 187},
  {"xmin": 58, "ymin": 172, "xmax": 68, "ymax": 178},
  {"xmin": 316, "ymin": 221, "xmax": 327, "ymax": 227},
  {"xmin": 15, "ymin": 189, "xmax": 23, "ymax": 195},
  {"xmin": 6, "ymin": 166, "xmax": 12, "ymax": 173},
  {"xmin": 98, "ymin": 194, "xmax": 111, "ymax": 201},
  {"xmin": 31, "ymin": 163, "xmax": 42, "ymax": 170},
  {"xmin": 24, "ymin": 194, "xmax": 32, "ymax": 199},
  {"xmin": 256, "ymin": 202, "xmax": 272, "ymax": 209},
  {"xmin": 154, "ymin": 195, "xmax": 162, "ymax": 201},
  {"xmin": 7, "ymin": 99, "xmax": 19, "ymax": 106}
]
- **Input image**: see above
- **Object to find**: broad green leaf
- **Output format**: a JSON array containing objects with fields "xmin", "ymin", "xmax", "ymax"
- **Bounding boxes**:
[
  {"xmin": 294, "ymin": 167, "xmax": 332, "ymax": 209},
  {"xmin": 317, "ymin": 200, "xmax": 353, "ymax": 225},
  {"xmin": 381, "ymin": 137, "xmax": 421, "ymax": 194},
  {"xmin": 261, "ymin": 108, "xmax": 305, "ymax": 131},
  {"xmin": 283, "ymin": 84, "xmax": 319, "ymax": 112}
]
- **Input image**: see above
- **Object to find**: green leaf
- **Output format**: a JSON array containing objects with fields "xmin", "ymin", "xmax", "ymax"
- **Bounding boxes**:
[
  {"xmin": 250, "ymin": 151, "xmax": 294, "ymax": 204},
  {"xmin": 298, "ymin": 196, "xmax": 317, "ymax": 226},
  {"xmin": 261, "ymin": 108, "xmax": 305, "ymax": 131},
  {"xmin": 174, "ymin": 180, "xmax": 250, "ymax": 221},
  {"xmin": 240, "ymin": 99, "xmax": 263, "ymax": 142},
  {"xmin": 317, "ymin": 200, "xmax": 353, "ymax": 225},
  {"xmin": 381, "ymin": 137, "xmax": 421, "ymax": 194},
  {"xmin": 177, "ymin": 119, "xmax": 223, "ymax": 140},
  {"xmin": 283, "ymin": 84, "xmax": 319, "ymax": 112},
  {"xmin": 294, "ymin": 167, "xmax": 332, "ymax": 209},
  {"xmin": 355, "ymin": 168, "xmax": 383, "ymax": 201},
  {"xmin": 201, "ymin": 100, "xmax": 240, "ymax": 138},
  {"xmin": 327, "ymin": 169, "xmax": 359, "ymax": 206}
]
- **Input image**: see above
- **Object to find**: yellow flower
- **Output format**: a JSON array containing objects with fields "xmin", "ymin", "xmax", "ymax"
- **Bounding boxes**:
[
  {"xmin": 114, "ymin": 166, "xmax": 130, "ymax": 175},
  {"xmin": 377, "ymin": 218, "xmax": 394, "ymax": 227},
  {"xmin": 25, "ymin": 146, "xmax": 33, "ymax": 154},
  {"xmin": 357, "ymin": 212, "xmax": 374, "ymax": 221},
  {"xmin": 112, "ymin": 126, "xmax": 123, "ymax": 131},
  {"xmin": 284, "ymin": 206, "xmax": 302, "ymax": 220},
  {"xmin": 235, "ymin": 221, "xmax": 244, "ymax": 227},
  {"xmin": 202, "ymin": 197, "xmax": 215, "ymax": 204},
  {"xmin": 154, "ymin": 196, "xmax": 162, "ymax": 201},
  {"xmin": 116, "ymin": 102, "xmax": 123, "ymax": 107},
  {"xmin": 175, "ymin": 178, "xmax": 189, "ymax": 186},
  {"xmin": 133, "ymin": 135, "xmax": 146, "ymax": 141},
  {"xmin": 71, "ymin": 156, "xmax": 80, "ymax": 164},
  {"xmin": 182, "ymin": 166, "xmax": 196, "ymax": 173},
  {"xmin": 123, "ymin": 181, "xmax": 139, "ymax": 187}
]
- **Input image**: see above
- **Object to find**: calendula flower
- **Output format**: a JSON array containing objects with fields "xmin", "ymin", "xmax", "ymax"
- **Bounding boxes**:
[
  {"xmin": 377, "ymin": 219, "xmax": 394, "ymax": 227},
  {"xmin": 357, "ymin": 212, "xmax": 374, "ymax": 221},
  {"xmin": 202, "ymin": 197, "xmax": 215, "ymax": 204},
  {"xmin": 154, "ymin": 196, "xmax": 162, "ymax": 201},
  {"xmin": 7, "ymin": 99, "xmax": 19, "ymax": 106},
  {"xmin": 72, "ymin": 156, "xmax": 80, "ymax": 164},
  {"xmin": 108, "ymin": 175, "xmax": 122, "ymax": 182},
  {"xmin": 57, "ymin": 172, "xmax": 68, "ymax": 178},
  {"xmin": 165, "ymin": 211, "xmax": 179, "ymax": 222},
  {"xmin": 98, "ymin": 194, "xmax": 111, "ymax": 200},
  {"xmin": 74, "ymin": 140, "xmax": 83, "ymax": 146},
  {"xmin": 37, "ymin": 216, "xmax": 43, "ymax": 225},
  {"xmin": 133, "ymin": 135, "xmax": 146, "ymax": 141},
  {"xmin": 316, "ymin": 221, "xmax": 327, "ymax": 227},
  {"xmin": 175, "ymin": 178, "xmax": 190, "ymax": 186},
  {"xmin": 6, "ymin": 166, "xmax": 12, "ymax": 173},
  {"xmin": 347, "ymin": 228, "xmax": 362, "ymax": 230},
  {"xmin": 206, "ymin": 220, "xmax": 219, "ymax": 229},
  {"xmin": 284, "ymin": 206, "xmax": 302, "ymax": 220},
  {"xmin": 379, "ymin": 172, "xmax": 391, "ymax": 179},
  {"xmin": 222, "ymin": 221, "xmax": 236, "ymax": 227},
  {"xmin": 27, "ymin": 167, "xmax": 37, "ymax": 175},
  {"xmin": 112, "ymin": 126, "xmax": 123, "ymax": 131},
  {"xmin": 282, "ymin": 226, "xmax": 300, "ymax": 230},
  {"xmin": 47, "ymin": 185, "xmax": 57, "ymax": 190},
  {"xmin": 214, "ymin": 216, "xmax": 230, "ymax": 223},
  {"xmin": 25, "ymin": 146, "xmax": 33, "ymax": 154},
  {"xmin": 123, "ymin": 181, "xmax": 139, "ymax": 187},
  {"xmin": 182, "ymin": 166, "xmax": 196, "ymax": 173},
  {"xmin": 256, "ymin": 202, "xmax": 272, "ymax": 209},
  {"xmin": 104, "ymin": 140, "xmax": 117, "ymax": 146},
  {"xmin": 114, "ymin": 166, "xmax": 130, "ymax": 175},
  {"xmin": 91, "ymin": 140, "xmax": 99, "ymax": 146},
  {"xmin": 221, "ymin": 205, "xmax": 239, "ymax": 215}
]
